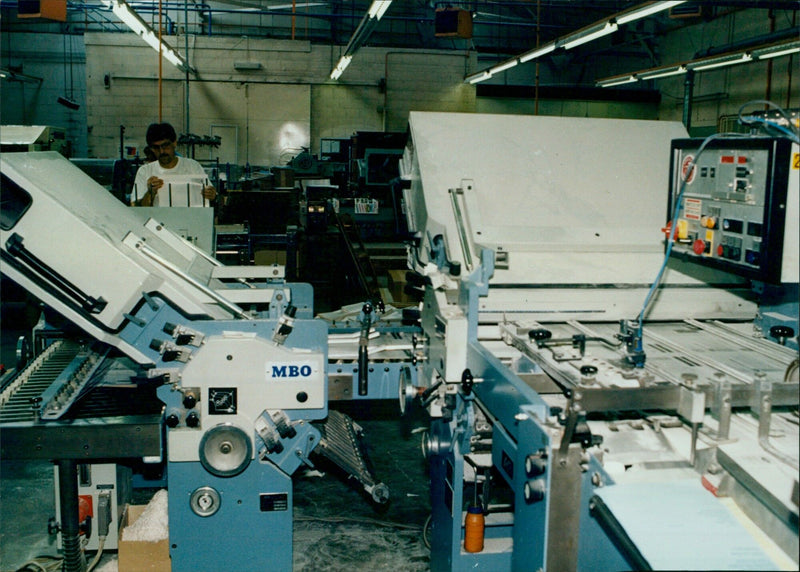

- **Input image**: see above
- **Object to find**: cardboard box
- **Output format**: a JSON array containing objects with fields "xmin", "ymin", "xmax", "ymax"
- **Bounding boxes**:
[
  {"xmin": 387, "ymin": 269, "xmax": 416, "ymax": 306},
  {"xmin": 254, "ymin": 248, "xmax": 287, "ymax": 266},
  {"xmin": 118, "ymin": 505, "xmax": 171, "ymax": 571}
]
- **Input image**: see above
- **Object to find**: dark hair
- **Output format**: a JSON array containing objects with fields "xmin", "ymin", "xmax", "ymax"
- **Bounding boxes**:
[{"xmin": 146, "ymin": 123, "xmax": 177, "ymax": 145}]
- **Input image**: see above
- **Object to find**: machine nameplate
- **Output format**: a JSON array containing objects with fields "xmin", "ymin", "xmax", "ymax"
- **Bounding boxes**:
[{"xmin": 260, "ymin": 492, "xmax": 288, "ymax": 512}]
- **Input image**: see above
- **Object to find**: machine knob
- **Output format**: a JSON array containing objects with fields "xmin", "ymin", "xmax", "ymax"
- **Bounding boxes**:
[
  {"xmin": 165, "ymin": 413, "xmax": 180, "ymax": 428},
  {"xmin": 769, "ymin": 325, "xmax": 795, "ymax": 346},
  {"xmin": 528, "ymin": 328, "xmax": 553, "ymax": 342},
  {"xmin": 183, "ymin": 394, "xmax": 198, "ymax": 409},
  {"xmin": 579, "ymin": 365, "xmax": 598, "ymax": 376},
  {"xmin": 692, "ymin": 239, "xmax": 706, "ymax": 255},
  {"xmin": 461, "ymin": 369, "xmax": 474, "ymax": 396},
  {"xmin": 186, "ymin": 412, "xmax": 200, "ymax": 428},
  {"xmin": 525, "ymin": 455, "xmax": 547, "ymax": 477},
  {"xmin": 524, "ymin": 479, "xmax": 546, "ymax": 504}
]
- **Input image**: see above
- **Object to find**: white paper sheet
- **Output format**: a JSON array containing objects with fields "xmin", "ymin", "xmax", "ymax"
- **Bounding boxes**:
[{"xmin": 154, "ymin": 174, "xmax": 208, "ymax": 207}]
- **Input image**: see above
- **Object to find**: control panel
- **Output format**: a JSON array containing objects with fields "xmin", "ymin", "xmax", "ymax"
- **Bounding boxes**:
[{"xmin": 667, "ymin": 137, "xmax": 798, "ymax": 284}]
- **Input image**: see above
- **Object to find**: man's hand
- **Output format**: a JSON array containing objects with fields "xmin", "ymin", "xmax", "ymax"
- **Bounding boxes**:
[{"xmin": 203, "ymin": 186, "xmax": 217, "ymax": 202}]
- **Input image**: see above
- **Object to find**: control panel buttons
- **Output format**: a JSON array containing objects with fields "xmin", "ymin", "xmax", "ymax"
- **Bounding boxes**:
[{"xmin": 693, "ymin": 239, "xmax": 706, "ymax": 255}]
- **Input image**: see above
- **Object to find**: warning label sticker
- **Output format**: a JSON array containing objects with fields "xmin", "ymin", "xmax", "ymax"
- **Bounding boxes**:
[
  {"xmin": 681, "ymin": 154, "xmax": 697, "ymax": 183},
  {"xmin": 684, "ymin": 197, "xmax": 702, "ymax": 220}
]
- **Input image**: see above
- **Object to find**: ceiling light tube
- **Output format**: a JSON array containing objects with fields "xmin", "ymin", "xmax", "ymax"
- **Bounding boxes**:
[
  {"xmin": 597, "ymin": 74, "xmax": 637, "ymax": 87},
  {"xmin": 102, "ymin": 0, "xmax": 193, "ymax": 73},
  {"xmin": 560, "ymin": 21, "xmax": 618, "ymax": 50},
  {"xmin": 368, "ymin": 1, "xmax": 391, "ymax": 20},
  {"xmin": 754, "ymin": 45, "xmax": 800, "ymax": 60},
  {"xmin": 638, "ymin": 65, "xmax": 686, "ymax": 80},
  {"xmin": 615, "ymin": 1, "xmax": 686, "ymax": 25},
  {"xmin": 330, "ymin": 55, "xmax": 352, "ymax": 80},
  {"xmin": 490, "ymin": 59, "xmax": 518, "ymax": 74},
  {"xmin": 519, "ymin": 42, "xmax": 556, "ymax": 63},
  {"xmin": 691, "ymin": 53, "xmax": 751, "ymax": 71},
  {"xmin": 466, "ymin": 70, "xmax": 491, "ymax": 84}
]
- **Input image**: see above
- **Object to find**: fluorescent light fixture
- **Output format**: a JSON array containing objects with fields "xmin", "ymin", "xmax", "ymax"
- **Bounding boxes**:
[
  {"xmin": 638, "ymin": 65, "xmax": 686, "ymax": 80},
  {"xmin": 330, "ymin": 55, "xmax": 352, "ymax": 80},
  {"xmin": 367, "ymin": 1, "xmax": 391, "ymax": 20},
  {"xmin": 615, "ymin": 1, "xmax": 686, "ymax": 25},
  {"xmin": 329, "ymin": 2, "xmax": 390, "ymax": 80},
  {"xmin": 490, "ymin": 59, "xmax": 518, "ymax": 74},
  {"xmin": 102, "ymin": 0, "xmax": 193, "ymax": 74},
  {"xmin": 467, "ymin": 71, "xmax": 491, "ymax": 84},
  {"xmin": 560, "ymin": 21, "xmax": 618, "ymax": 50},
  {"xmin": 753, "ymin": 42, "xmax": 800, "ymax": 60},
  {"xmin": 691, "ymin": 53, "xmax": 752, "ymax": 71},
  {"xmin": 597, "ymin": 74, "xmax": 637, "ymax": 87},
  {"xmin": 598, "ymin": 39, "xmax": 798, "ymax": 88},
  {"xmin": 519, "ymin": 42, "xmax": 557, "ymax": 63},
  {"xmin": 756, "ymin": 47, "xmax": 800, "ymax": 59},
  {"xmin": 0, "ymin": 68, "xmax": 42, "ymax": 83}
]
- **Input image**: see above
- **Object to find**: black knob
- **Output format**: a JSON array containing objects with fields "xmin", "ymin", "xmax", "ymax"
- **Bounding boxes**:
[
  {"xmin": 528, "ymin": 328, "xmax": 552, "ymax": 342},
  {"xmin": 461, "ymin": 369, "xmax": 474, "ymax": 396},
  {"xmin": 580, "ymin": 365, "xmax": 598, "ymax": 376},
  {"xmin": 183, "ymin": 394, "xmax": 197, "ymax": 409},
  {"xmin": 185, "ymin": 412, "xmax": 200, "ymax": 428},
  {"xmin": 165, "ymin": 413, "xmax": 180, "ymax": 428},
  {"xmin": 770, "ymin": 325, "xmax": 795, "ymax": 344}
]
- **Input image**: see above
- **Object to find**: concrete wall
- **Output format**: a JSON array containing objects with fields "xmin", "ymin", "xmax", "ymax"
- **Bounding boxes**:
[{"xmin": 84, "ymin": 33, "xmax": 477, "ymax": 164}]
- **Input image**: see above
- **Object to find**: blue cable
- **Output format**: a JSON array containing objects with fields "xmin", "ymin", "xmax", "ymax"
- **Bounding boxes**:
[
  {"xmin": 636, "ymin": 132, "xmax": 747, "ymax": 338},
  {"xmin": 635, "ymin": 99, "xmax": 798, "ymax": 346}
]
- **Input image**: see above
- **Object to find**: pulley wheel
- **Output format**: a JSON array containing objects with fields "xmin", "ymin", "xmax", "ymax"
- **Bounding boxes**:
[{"xmin": 199, "ymin": 423, "xmax": 252, "ymax": 477}]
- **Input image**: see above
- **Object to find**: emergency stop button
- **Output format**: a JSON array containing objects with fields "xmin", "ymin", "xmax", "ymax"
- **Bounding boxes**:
[{"xmin": 693, "ymin": 239, "xmax": 706, "ymax": 255}]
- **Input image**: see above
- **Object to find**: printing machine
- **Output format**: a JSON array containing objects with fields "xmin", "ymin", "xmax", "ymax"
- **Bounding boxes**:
[
  {"xmin": 0, "ymin": 151, "xmax": 414, "ymax": 571},
  {"xmin": 1, "ymin": 111, "xmax": 798, "ymax": 571},
  {"xmin": 398, "ymin": 112, "xmax": 798, "ymax": 570}
]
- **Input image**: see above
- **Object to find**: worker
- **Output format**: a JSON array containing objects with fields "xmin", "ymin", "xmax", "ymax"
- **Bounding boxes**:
[{"xmin": 132, "ymin": 122, "xmax": 216, "ymax": 206}]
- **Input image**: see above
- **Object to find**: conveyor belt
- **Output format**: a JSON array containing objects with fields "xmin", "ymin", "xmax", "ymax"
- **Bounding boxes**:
[
  {"xmin": 0, "ymin": 340, "xmax": 163, "ymax": 460},
  {"xmin": 0, "ymin": 340, "xmax": 80, "ymax": 423}
]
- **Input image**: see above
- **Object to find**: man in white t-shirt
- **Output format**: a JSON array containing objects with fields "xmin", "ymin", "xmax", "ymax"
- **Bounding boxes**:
[{"xmin": 132, "ymin": 123, "xmax": 217, "ymax": 206}]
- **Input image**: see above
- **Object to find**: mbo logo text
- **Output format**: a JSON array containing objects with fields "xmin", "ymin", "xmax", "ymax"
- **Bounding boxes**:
[{"xmin": 271, "ymin": 364, "xmax": 313, "ymax": 378}]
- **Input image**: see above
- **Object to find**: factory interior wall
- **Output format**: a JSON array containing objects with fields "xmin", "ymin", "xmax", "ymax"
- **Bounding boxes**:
[
  {"xmin": 654, "ymin": 8, "xmax": 798, "ymax": 132},
  {"xmin": 1, "ymin": 32, "xmax": 89, "ymax": 156},
  {"xmin": 84, "ymin": 33, "xmax": 477, "ymax": 163}
]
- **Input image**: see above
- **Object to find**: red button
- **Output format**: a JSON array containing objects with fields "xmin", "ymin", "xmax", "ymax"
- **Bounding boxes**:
[
  {"xmin": 717, "ymin": 245, "xmax": 724, "ymax": 256},
  {"xmin": 693, "ymin": 239, "xmax": 706, "ymax": 254}
]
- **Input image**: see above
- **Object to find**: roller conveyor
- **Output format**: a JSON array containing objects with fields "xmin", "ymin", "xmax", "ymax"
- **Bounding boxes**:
[{"xmin": 0, "ymin": 340, "xmax": 162, "ymax": 461}]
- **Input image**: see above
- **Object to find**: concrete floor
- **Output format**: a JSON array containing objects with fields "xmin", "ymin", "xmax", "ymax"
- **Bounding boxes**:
[{"xmin": 0, "ymin": 403, "xmax": 432, "ymax": 572}]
